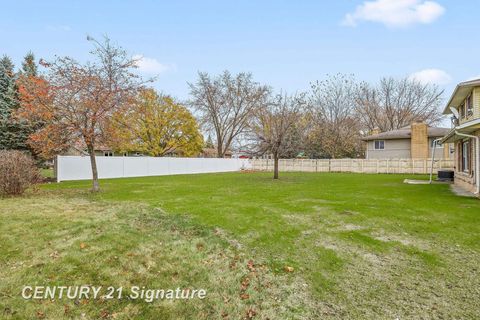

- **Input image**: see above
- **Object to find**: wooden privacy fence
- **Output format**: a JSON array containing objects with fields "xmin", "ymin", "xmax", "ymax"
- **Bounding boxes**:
[{"xmin": 251, "ymin": 158, "xmax": 454, "ymax": 174}]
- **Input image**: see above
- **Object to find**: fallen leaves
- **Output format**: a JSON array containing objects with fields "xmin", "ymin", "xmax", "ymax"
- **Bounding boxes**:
[
  {"xmin": 63, "ymin": 304, "xmax": 70, "ymax": 315},
  {"xmin": 49, "ymin": 251, "xmax": 59, "ymax": 259},
  {"xmin": 35, "ymin": 310, "xmax": 45, "ymax": 319},
  {"xmin": 284, "ymin": 266, "xmax": 294, "ymax": 273},
  {"xmin": 80, "ymin": 242, "xmax": 87, "ymax": 249},
  {"xmin": 240, "ymin": 276, "xmax": 250, "ymax": 291},
  {"xmin": 229, "ymin": 255, "xmax": 240, "ymax": 270},
  {"xmin": 240, "ymin": 260, "xmax": 257, "ymax": 301},
  {"xmin": 247, "ymin": 260, "xmax": 255, "ymax": 272},
  {"xmin": 100, "ymin": 309, "xmax": 110, "ymax": 318},
  {"xmin": 240, "ymin": 293, "xmax": 250, "ymax": 300},
  {"xmin": 245, "ymin": 308, "xmax": 257, "ymax": 319}
]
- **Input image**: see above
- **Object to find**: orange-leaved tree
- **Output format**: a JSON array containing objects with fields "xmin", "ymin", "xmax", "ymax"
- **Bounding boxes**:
[{"xmin": 17, "ymin": 36, "xmax": 145, "ymax": 191}]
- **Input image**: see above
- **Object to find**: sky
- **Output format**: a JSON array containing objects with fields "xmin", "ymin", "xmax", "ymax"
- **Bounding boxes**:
[{"xmin": 1, "ymin": 0, "xmax": 479, "ymax": 111}]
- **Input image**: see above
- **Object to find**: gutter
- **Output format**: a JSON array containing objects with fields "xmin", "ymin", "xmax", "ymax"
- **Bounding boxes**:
[
  {"xmin": 456, "ymin": 118, "xmax": 480, "ymax": 131},
  {"xmin": 454, "ymin": 131, "xmax": 480, "ymax": 195}
]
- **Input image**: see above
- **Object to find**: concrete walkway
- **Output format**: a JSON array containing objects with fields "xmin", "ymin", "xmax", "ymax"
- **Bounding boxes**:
[{"xmin": 450, "ymin": 184, "xmax": 477, "ymax": 198}]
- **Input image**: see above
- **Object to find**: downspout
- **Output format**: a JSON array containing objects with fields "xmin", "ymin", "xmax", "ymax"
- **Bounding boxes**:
[
  {"xmin": 429, "ymin": 138, "xmax": 442, "ymax": 184},
  {"xmin": 455, "ymin": 131, "xmax": 480, "ymax": 194}
]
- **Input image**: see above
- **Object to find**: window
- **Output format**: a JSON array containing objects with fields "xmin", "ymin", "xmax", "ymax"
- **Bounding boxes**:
[
  {"xmin": 104, "ymin": 151, "xmax": 113, "ymax": 157},
  {"xmin": 462, "ymin": 140, "xmax": 470, "ymax": 172},
  {"xmin": 466, "ymin": 94, "xmax": 474, "ymax": 117},
  {"xmin": 374, "ymin": 140, "xmax": 385, "ymax": 150}
]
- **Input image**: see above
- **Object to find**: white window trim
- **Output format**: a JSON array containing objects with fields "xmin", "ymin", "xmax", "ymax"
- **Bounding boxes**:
[
  {"xmin": 462, "ymin": 140, "xmax": 470, "ymax": 173},
  {"xmin": 374, "ymin": 140, "xmax": 385, "ymax": 150},
  {"xmin": 466, "ymin": 93, "xmax": 474, "ymax": 117}
]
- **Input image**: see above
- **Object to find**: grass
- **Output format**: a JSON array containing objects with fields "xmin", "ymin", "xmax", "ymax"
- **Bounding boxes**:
[
  {"xmin": 2, "ymin": 172, "xmax": 480, "ymax": 319},
  {"xmin": 40, "ymin": 168, "xmax": 54, "ymax": 179}
]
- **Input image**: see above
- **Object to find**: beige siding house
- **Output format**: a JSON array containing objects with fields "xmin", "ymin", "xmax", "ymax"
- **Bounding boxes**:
[
  {"xmin": 441, "ymin": 79, "xmax": 480, "ymax": 195},
  {"xmin": 362, "ymin": 122, "xmax": 452, "ymax": 160}
]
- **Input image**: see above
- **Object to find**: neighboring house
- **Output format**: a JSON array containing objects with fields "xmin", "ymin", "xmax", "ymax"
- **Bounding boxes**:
[
  {"xmin": 63, "ymin": 143, "xmax": 134, "ymax": 157},
  {"xmin": 65, "ymin": 144, "xmax": 233, "ymax": 158},
  {"xmin": 199, "ymin": 148, "xmax": 233, "ymax": 158},
  {"xmin": 440, "ymin": 78, "xmax": 480, "ymax": 195},
  {"xmin": 362, "ymin": 122, "xmax": 452, "ymax": 160}
]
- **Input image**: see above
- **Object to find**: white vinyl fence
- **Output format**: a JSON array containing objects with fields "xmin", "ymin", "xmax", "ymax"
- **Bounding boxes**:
[
  {"xmin": 56, "ymin": 156, "xmax": 252, "ymax": 182},
  {"xmin": 251, "ymin": 158, "xmax": 454, "ymax": 174}
]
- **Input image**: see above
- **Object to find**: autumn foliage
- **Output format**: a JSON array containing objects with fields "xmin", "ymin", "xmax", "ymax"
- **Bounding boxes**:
[
  {"xmin": 108, "ymin": 89, "xmax": 203, "ymax": 157},
  {"xmin": 17, "ymin": 37, "xmax": 144, "ymax": 191},
  {"xmin": 16, "ymin": 75, "xmax": 64, "ymax": 158}
]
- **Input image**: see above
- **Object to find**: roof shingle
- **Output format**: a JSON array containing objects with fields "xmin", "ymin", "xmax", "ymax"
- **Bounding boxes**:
[{"xmin": 362, "ymin": 126, "xmax": 450, "ymax": 141}]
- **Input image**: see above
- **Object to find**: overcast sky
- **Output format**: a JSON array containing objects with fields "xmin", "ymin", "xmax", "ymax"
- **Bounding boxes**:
[{"xmin": 1, "ymin": 0, "xmax": 479, "ymax": 114}]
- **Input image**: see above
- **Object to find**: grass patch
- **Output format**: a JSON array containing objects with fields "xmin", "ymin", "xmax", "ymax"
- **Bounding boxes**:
[
  {"xmin": 3, "ymin": 172, "xmax": 480, "ymax": 318},
  {"xmin": 40, "ymin": 168, "xmax": 54, "ymax": 179},
  {"xmin": 0, "ymin": 196, "xmax": 312, "ymax": 319}
]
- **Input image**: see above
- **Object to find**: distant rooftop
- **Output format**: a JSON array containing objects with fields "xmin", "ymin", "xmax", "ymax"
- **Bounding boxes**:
[{"xmin": 362, "ymin": 125, "xmax": 450, "ymax": 141}]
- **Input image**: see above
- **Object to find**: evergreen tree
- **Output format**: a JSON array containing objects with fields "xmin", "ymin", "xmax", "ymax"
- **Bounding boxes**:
[
  {"xmin": 0, "ymin": 56, "xmax": 16, "ymax": 120},
  {"xmin": 0, "ymin": 55, "xmax": 31, "ymax": 150},
  {"xmin": 20, "ymin": 52, "xmax": 38, "ymax": 77}
]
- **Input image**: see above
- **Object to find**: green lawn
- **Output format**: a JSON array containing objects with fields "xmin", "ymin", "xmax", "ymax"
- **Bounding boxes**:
[
  {"xmin": 40, "ymin": 168, "xmax": 54, "ymax": 179},
  {"xmin": 2, "ymin": 172, "xmax": 480, "ymax": 319}
]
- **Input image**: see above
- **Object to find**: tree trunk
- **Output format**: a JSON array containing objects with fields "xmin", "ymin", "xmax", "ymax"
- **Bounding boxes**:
[
  {"xmin": 273, "ymin": 155, "xmax": 279, "ymax": 179},
  {"xmin": 87, "ymin": 144, "xmax": 100, "ymax": 192},
  {"xmin": 217, "ymin": 141, "xmax": 224, "ymax": 158}
]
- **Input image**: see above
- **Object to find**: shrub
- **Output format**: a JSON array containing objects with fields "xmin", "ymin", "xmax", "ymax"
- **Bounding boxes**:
[{"xmin": 0, "ymin": 150, "xmax": 41, "ymax": 196}]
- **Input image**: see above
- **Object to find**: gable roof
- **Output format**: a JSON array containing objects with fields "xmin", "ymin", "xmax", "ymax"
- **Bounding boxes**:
[
  {"xmin": 443, "ymin": 78, "xmax": 480, "ymax": 114},
  {"xmin": 362, "ymin": 125, "xmax": 450, "ymax": 141}
]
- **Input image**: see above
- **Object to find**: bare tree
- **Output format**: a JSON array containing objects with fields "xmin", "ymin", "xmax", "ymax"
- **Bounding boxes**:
[
  {"xmin": 356, "ymin": 77, "xmax": 444, "ymax": 132},
  {"xmin": 306, "ymin": 74, "xmax": 363, "ymax": 158},
  {"xmin": 249, "ymin": 92, "xmax": 306, "ymax": 179},
  {"xmin": 18, "ymin": 36, "xmax": 145, "ymax": 192},
  {"xmin": 188, "ymin": 71, "xmax": 270, "ymax": 157}
]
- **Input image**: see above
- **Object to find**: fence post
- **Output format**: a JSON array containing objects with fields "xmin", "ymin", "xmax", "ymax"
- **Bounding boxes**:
[{"xmin": 55, "ymin": 155, "xmax": 59, "ymax": 182}]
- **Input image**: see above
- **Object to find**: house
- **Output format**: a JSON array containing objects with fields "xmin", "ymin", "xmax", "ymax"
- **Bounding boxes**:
[
  {"xmin": 62, "ymin": 142, "xmax": 134, "ymax": 157},
  {"xmin": 362, "ymin": 122, "xmax": 452, "ymax": 160},
  {"xmin": 440, "ymin": 79, "xmax": 480, "ymax": 195},
  {"xmin": 199, "ymin": 148, "xmax": 232, "ymax": 158}
]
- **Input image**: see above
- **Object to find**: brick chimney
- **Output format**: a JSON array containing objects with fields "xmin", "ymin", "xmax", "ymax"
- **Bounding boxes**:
[{"xmin": 410, "ymin": 121, "xmax": 428, "ymax": 159}]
